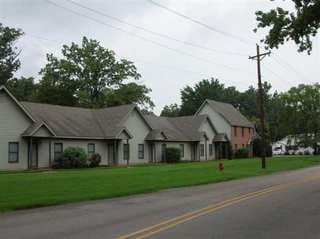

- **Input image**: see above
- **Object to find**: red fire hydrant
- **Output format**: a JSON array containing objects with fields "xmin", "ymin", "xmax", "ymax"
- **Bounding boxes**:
[{"xmin": 218, "ymin": 160, "xmax": 224, "ymax": 171}]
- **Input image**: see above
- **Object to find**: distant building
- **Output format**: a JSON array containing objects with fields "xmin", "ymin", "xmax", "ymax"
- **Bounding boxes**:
[
  {"xmin": 195, "ymin": 99, "xmax": 256, "ymax": 157},
  {"xmin": 272, "ymin": 135, "xmax": 315, "ymax": 155}
]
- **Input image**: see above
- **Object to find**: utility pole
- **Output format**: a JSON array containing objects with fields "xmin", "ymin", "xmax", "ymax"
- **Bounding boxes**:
[{"xmin": 249, "ymin": 44, "xmax": 270, "ymax": 169}]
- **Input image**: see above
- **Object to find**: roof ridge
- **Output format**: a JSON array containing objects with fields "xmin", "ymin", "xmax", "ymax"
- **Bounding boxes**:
[{"xmin": 21, "ymin": 101, "xmax": 136, "ymax": 111}]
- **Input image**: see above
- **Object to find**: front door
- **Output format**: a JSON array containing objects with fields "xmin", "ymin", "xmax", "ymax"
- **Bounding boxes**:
[
  {"xmin": 107, "ymin": 143, "xmax": 114, "ymax": 166},
  {"xmin": 161, "ymin": 143, "xmax": 166, "ymax": 162},
  {"xmin": 30, "ymin": 143, "xmax": 38, "ymax": 169},
  {"xmin": 149, "ymin": 143, "xmax": 156, "ymax": 163}
]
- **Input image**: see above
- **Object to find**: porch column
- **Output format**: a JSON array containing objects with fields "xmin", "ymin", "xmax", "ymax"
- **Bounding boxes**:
[
  {"xmin": 126, "ymin": 138, "xmax": 129, "ymax": 166},
  {"xmin": 48, "ymin": 139, "xmax": 52, "ymax": 167},
  {"xmin": 205, "ymin": 138, "xmax": 208, "ymax": 161},
  {"xmin": 113, "ymin": 140, "xmax": 117, "ymax": 165}
]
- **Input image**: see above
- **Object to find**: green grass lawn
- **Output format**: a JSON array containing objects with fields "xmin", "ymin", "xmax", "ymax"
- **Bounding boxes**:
[{"xmin": 1, "ymin": 156, "xmax": 320, "ymax": 212}]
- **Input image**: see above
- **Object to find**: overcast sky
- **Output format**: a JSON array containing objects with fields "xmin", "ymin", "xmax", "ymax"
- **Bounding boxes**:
[{"xmin": 0, "ymin": 0, "xmax": 319, "ymax": 113}]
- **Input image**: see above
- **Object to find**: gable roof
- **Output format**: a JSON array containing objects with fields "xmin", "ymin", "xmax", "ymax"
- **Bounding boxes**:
[
  {"xmin": 197, "ymin": 99, "xmax": 254, "ymax": 128},
  {"xmin": 144, "ymin": 114, "xmax": 215, "ymax": 141},
  {"xmin": 0, "ymin": 85, "xmax": 36, "ymax": 122},
  {"xmin": 21, "ymin": 102, "xmax": 146, "ymax": 139},
  {"xmin": 22, "ymin": 121, "xmax": 56, "ymax": 137}
]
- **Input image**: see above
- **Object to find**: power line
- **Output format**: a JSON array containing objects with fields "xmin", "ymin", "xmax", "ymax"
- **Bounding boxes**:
[
  {"xmin": 64, "ymin": 0, "xmax": 247, "ymax": 57},
  {"xmin": 146, "ymin": 0, "xmax": 254, "ymax": 46},
  {"xmin": 45, "ymin": 0, "xmax": 254, "ymax": 76},
  {"xmin": 271, "ymin": 55, "xmax": 311, "ymax": 83},
  {"xmin": 22, "ymin": 33, "xmax": 244, "ymax": 88}
]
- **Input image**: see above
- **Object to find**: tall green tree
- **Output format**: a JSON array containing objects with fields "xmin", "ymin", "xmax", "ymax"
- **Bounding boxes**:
[
  {"xmin": 104, "ymin": 82, "xmax": 154, "ymax": 109},
  {"xmin": 179, "ymin": 78, "xmax": 236, "ymax": 115},
  {"xmin": 6, "ymin": 77, "xmax": 37, "ymax": 101},
  {"xmin": 39, "ymin": 37, "xmax": 153, "ymax": 109},
  {"xmin": 255, "ymin": 0, "xmax": 320, "ymax": 54},
  {"xmin": 281, "ymin": 83, "xmax": 320, "ymax": 154},
  {"xmin": 160, "ymin": 103, "xmax": 180, "ymax": 117},
  {"xmin": 0, "ymin": 23, "xmax": 23, "ymax": 85}
]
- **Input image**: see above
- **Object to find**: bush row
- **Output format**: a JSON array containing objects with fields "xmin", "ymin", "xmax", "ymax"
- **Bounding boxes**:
[{"xmin": 52, "ymin": 147, "xmax": 101, "ymax": 169}]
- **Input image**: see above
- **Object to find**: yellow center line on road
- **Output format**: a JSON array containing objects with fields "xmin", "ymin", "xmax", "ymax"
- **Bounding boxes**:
[{"xmin": 116, "ymin": 175, "xmax": 320, "ymax": 239}]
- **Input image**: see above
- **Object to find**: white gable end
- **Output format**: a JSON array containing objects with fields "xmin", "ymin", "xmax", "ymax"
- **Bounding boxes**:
[
  {"xmin": 197, "ymin": 103, "xmax": 232, "ymax": 140},
  {"xmin": 0, "ymin": 90, "xmax": 32, "ymax": 169}
]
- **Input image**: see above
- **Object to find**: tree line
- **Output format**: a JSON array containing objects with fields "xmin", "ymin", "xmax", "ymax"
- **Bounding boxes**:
[
  {"xmin": 160, "ymin": 79, "xmax": 320, "ymax": 154},
  {"xmin": 0, "ymin": 23, "xmax": 154, "ymax": 110}
]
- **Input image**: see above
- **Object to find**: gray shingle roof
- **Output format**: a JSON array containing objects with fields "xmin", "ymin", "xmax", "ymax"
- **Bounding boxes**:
[
  {"xmin": 213, "ymin": 133, "xmax": 229, "ymax": 142},
  {"xmin": 144, "ymin": 114, "xmax": 210, "ymax": 141},
  {"xmin": 206, "ymin": 100, "xmax": 254, "ymax": 128},
  {"xmin": 21, "ymin": 102, "xmax": 136, "ymax": 139}
]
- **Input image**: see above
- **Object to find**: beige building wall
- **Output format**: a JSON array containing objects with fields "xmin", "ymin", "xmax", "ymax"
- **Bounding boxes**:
[
  {"xmin": 199, "ymin": 119, "xmax": 217, "ymax": 160},
  {"xmin": 0, "ymin": 90, "xmax": 32, "ymax": 170},
  {"xmin": 197, "ymin": 104, "xmax": 231, "ymax": 140},
  {"xmin": 37, "ymin": 139, "xmax": 109, "ymax": 168},
  {"xmin": 121, "ymin": 109, "xmax": 151, "ymax": 165}
]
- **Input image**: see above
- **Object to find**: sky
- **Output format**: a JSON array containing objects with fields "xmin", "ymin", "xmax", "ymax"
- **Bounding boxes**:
[{"xmin": 0, "ymin": 0, "xmax": 319, "ymax": 114}]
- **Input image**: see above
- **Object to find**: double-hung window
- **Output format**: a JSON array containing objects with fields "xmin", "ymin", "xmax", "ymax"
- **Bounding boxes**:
[
  {"xmin": 138, "ymin": 144, "xmax": 144, "ymax": 159},
  {"xmin": 123, "ymin": 144, "xmax": 130, "ymax": 161},
  {"xmin": 54, "ymin": 143, "xmax": 63, "ymax": 160},
  {"xmin": 180, "ymin": 144, "xmax": 184, "ymax": 157},
  {"xmin": 200, "ymin": 144, "xmax": 205, "ymax": 157},
  {"xmin": 88, "ymin": 143, "xmax": 95, "ymax": 157},
  {"xmin": 8, "ymin": 142, "xmax": 19, "ymax": 163}
]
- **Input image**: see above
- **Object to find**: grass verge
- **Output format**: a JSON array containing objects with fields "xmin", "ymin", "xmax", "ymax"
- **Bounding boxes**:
[{"xmin": 1, "ymin": 156, "xmax": 319, "ymax": 212}]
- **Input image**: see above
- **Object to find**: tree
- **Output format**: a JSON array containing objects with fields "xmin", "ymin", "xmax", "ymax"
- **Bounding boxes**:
[
  {"xmin": 39, "ymin": 37, "xmax": 153, "ymax": 109},
  {"xmin": 6, "ymin": 77, "xmax": 37, "ymax": 101},
  {"xmin": 255, "ymin": 0, "xmax": 320, "ymax": 54},
  {"xmin": 104, "ymin": 82, "xmax": 154, "ymax": 109},
  {"xmin": 179, "ymin": 78, "xmax": 230, "ymax": 115},
  {"xmin": 0, "ymin": 23, "xmax": 23, "ymax": 85},
  {"xmin": 160, "ymin": 104, "xmax": 180, "ymax": 117},
  {"xmin": 282, "ymin": 83, "xmax": 320, "ymax": 154}
]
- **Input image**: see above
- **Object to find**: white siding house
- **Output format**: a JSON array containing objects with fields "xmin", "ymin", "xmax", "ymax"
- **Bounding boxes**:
[{"xmin": 1, "ymin": 86, "xmax": 253, "ymax": 171}]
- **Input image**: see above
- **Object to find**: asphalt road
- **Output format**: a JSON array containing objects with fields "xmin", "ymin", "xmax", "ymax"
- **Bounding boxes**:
[{"xmin": 1, "ymin": 165, "xmax": 320, "ymax": 239}]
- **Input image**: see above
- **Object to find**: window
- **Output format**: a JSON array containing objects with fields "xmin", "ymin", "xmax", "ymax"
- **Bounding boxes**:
[
  {"xmin": 138, "ymin": 144, "xmax": 144, "ymax": 159},
  {"xmin": 209, "ymin": 144, "xmax": 213, "ymax": 156},
  {"xmin": 248, "ymin": 128, "xmax": 251, "ymax": 134},
  {"xmin": 123, "ymin": 143, "xmax": 129, "ymax": 161},
  {"xmin": 200, "ymin": 144, "xmax": 205, "ymax": 157},
  {"xmin": 234, "ymin": 127, "xmax": 237, "ymax": 136},
  {"xmin": 88, "ymin": 143, "xmax": 95, "ymax": 157},
  {"xmin": 235, "ymin": 144, "xmax": 238, "ymax": 150},
  {"xmin": 8, "ymin": 142, "xmax": 19, "ymax": 163},
  {"xmin": 54, "ymin": 143, "xmax": 63, "ymax": 160},
  {"xmin": 242, "ymin": 144, "xmax": 245, "ymax": 148},
  {"xmin": 242, "ymin": 127, "xmax": 245, "ymax": 136},
  {"xmin": 179, "ymin": 144, "xmax": 184, "ymax": 157}
]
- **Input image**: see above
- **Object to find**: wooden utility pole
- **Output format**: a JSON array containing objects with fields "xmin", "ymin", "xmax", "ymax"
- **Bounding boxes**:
[{"xmin": 249, "ymin": 44, "xmax": 270, "ymax": 169}]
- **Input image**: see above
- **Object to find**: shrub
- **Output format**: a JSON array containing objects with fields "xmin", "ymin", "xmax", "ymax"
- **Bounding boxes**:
[
  {"xmin": 52, "ymin": 147, "xmax": 88, "ymax": 169},
  {"xmin": 234, "ymin": 148, "xmax": 249, "ymax": 159},
  {"xmin": 88, "ymin": 153, "xmax": 102, "ymax": 168},
  {"xmin": 165, "ymin": 147, "xmax": 181, "ymax": 163}
]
